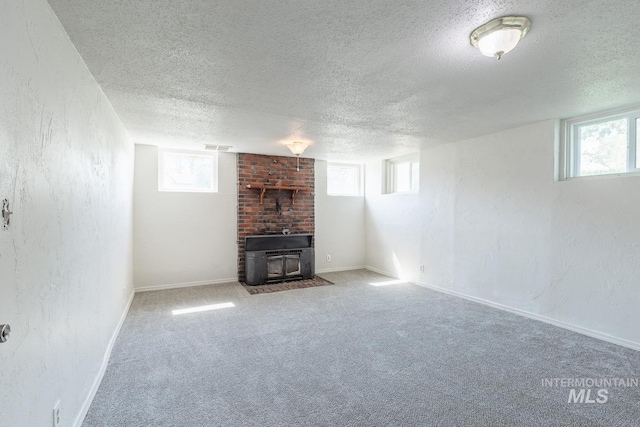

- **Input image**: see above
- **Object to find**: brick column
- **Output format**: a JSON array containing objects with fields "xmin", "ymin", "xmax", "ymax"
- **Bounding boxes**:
[{"xmin": 237, "ymin": 153, "xmax": 315, "ymax": 281}]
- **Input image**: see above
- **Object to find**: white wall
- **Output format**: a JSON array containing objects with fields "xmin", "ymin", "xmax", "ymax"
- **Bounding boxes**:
[
  {"xmin": 364, "ymin": 160, "xmax": 421, "ymax": 281},
  {"xmin": 418, "ymin": 120, "xmax": 640, "ymax": 347},
  {"xmin": 0, "ymin": 1, "xmax": 134, "ymax": 426},
  {"xmin": 315, "ymin": 160, "xmax": 365, "ymax": 272},
  {"xmin": 133, "ymin": 146, "xmax": 237, "ymax": 290}
]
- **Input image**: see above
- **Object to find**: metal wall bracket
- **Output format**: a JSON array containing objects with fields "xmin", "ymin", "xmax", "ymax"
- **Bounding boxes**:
[{"xmin": 2, "ymin": 199, "xmax": 13, "ymax": 231}]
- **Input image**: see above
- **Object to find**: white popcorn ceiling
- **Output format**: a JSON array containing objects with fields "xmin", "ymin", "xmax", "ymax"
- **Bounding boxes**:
[{"xmin": 48, "ymin": 0, "xmax": 640, "ymax": 161}]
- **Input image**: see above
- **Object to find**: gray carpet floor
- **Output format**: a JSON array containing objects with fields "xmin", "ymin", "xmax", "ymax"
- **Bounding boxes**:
[{"xmin": 83, "ymin": 270, "xmax": 640, "ymax": 426}]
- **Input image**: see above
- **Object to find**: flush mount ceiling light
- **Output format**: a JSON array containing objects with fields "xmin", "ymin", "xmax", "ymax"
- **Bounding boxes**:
[
  {"xmin": 286, "ymin": 141, "xmax": 309, "ymax": 171},
  {"xmin": 470, "ymin": 16, "xmax": 531, "ymax": 60}
]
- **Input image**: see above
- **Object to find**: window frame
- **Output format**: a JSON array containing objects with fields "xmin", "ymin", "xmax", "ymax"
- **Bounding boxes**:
[
  {"xmin": 158, "ymin": 148, "xmax": 219, "ymax": 193},
  {"xmin": 326, "ymin": 162, "xmax": 363, "ymax": 196},
  {"xmin": 560, "ymin": 106, "xmax": 640, "ymax": 180},
  {"xmin": 384, "ymin": 153, "xmax": 420, "ymax": 194}
]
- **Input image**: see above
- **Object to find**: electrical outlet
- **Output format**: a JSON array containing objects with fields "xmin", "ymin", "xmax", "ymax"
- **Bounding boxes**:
[
  {"xmin": 52, "ymin": 400, "xmax": 61, "ymax": 427},
  {"xmin": 326, "ymin": 254, "xmax": 331, "ymax": 262},
  {"xmin": 419, "ymin": 265, "xmax": 425, "ymax": 272}
]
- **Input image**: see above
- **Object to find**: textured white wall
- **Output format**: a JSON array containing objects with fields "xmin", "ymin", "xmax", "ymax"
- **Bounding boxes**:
[
  {"xmin": 364, "ymin": 160, "xmax": 421, "ymax": 281},
  {"xmin": 133, "ymin": 145, "xmax": 237, "ymax": 290},
  {"xmin": 419, "ymin": 120, "xmax": 640, "ymax": 346},
  {"xmin": 315, "ymin": 160, "xmax": 365, "ymax": 272},
  {"xmin": 0, "ymin": 1, "xmax": 134, "ymax": 426}
]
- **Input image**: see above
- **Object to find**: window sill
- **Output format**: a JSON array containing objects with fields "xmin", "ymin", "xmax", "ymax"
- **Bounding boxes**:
[
  {"xmin": 382, "ymin": 190, "xmax": 419, "ymax": 195},
  {"xmin": 560, "ymin": 171, "xmax": 640, "ymax": 182}
]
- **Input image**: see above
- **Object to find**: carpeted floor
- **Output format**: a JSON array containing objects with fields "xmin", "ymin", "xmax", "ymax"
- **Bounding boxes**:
[
  {"xmin": 241, "ymin": 276, "xmax": 333, "ymax": 295},
  {"xmin": 83, "ymin": 270, "xmax": 640, "ymax": 426}
]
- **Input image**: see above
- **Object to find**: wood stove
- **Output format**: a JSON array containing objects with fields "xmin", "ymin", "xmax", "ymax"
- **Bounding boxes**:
[{"xmin": 244, "ymin": 234, "xmax": 314, "ymax": 285}]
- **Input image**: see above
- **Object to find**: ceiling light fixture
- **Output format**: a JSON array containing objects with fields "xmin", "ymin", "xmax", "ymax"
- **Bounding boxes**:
[
  {"xmin": 470, "ymin": 16, "xmax": 531, "ymax": 60},
  {"xmin": 286, "ymin": 141, "xmax": 309, "ymax": 171}
]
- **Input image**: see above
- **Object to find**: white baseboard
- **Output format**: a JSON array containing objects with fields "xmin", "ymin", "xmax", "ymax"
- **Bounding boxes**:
[
  {"xmin": 135, "ymin": 278, "xmax": 238, "ymax": 293},
  {"xmin": 316, "ymin": 265, "xmax": 366, "ymax": 274},
  {"xmin": 364, "ymin": 265, "xmax": 400, "ymax": 279},
  {"xmin": 416, "ymin": 281, "xmax": 640, "ymax": 353},
  {"xmin": 73, "ymin": 290, "xmax": 135, "ymax": 427}
]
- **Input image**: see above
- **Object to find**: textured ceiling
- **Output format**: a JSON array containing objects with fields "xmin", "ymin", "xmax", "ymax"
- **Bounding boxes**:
[{"xmin": 48, "ymin": 0, "xmax": 640, "ymax": 161}]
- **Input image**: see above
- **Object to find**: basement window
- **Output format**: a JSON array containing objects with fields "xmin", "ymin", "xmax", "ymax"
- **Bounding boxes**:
[
  {"xmin": 158, "ymin": 149, "xmax": 218, "ymax": 193},
  {"xmin": 561, "ymin": 106, "xmax": 640, "ymax": 179},
  {"xmin": 327, "ymin": 163, "xmax": 362, "ymax": 196},
  {"xmin": 384, "ymin": 154, "xmax": 419, "ymax": 193}
]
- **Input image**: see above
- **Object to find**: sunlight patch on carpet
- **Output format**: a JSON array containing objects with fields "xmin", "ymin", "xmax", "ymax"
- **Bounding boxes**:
[
  {"xmin": 369, "ymin": 279, "xmax": 408, "ymax": 287},
  {"xmin": 172, "ymin": 302, "xmax": 235, "ymax": 315}
]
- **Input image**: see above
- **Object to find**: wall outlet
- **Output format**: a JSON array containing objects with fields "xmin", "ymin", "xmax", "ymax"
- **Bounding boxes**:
[
  {"xmin": 52, "ymin": 400, "xmax": 61, "ymax": 427},
  {"xmin": 419, "ymin": 265, "xmax": 425, "ymax": 272},
  {"xmin": 326, "ymin": 254, "xmax": 331, "ymax": 262}
]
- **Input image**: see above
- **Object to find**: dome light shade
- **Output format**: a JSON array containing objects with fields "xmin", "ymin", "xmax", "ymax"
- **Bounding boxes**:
[
  {"xmin": 286, "ymin": 141, "xmax": 310, "ymax": 171},
  {"xmin": 477, "ymin": 28, "xmax": 521, "ymax": 58},
  {"xmin": 470, "ymin": 16, "xmax": 530, "ymax": 59},
  {"xmin": 287, "ymin": 141, "xmax": 309, "ymax": 156}
]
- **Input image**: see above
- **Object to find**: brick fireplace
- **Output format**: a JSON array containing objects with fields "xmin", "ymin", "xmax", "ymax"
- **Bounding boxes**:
[{"xmin": 237, "ymin": 153, "xmax": 314, "ymax": 282}]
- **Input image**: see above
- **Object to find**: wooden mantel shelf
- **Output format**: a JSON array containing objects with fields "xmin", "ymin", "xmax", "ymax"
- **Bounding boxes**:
[{"xmin": 246, "ymin": 183, "xmax": 313, "ymax": 204}]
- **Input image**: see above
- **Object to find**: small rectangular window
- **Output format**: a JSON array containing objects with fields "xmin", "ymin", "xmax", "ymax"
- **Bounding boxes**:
[
  {"xmin": 158, "ymin": 149, "xmax": 218, "ymax": 192},
  {"xmin": 327, "ymin": 163, "xmax": 362, "ymax": 196},
  {"xmin": 561, "ymin": 106, "xmax": 640, "ymax": 179},
  {"xmin": 575, "ymin": 117, "xmax": 627, "ymax": 176},
  {"xmin": 384, "ymin": 154, "xmax": 419, "ymax": 193}
]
